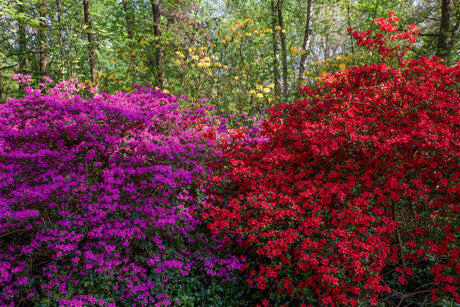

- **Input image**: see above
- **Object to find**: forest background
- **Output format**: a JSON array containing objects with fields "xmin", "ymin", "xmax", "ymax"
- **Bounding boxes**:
[{"xmin": 0, "ymin": 0, "xmax": 459, "ymax": 118}]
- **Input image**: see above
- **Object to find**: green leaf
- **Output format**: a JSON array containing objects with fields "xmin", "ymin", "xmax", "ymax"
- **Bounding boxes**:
[
  {"xmin": 30, "ymin": 19, "xmax": 40, "ymax": 27},
  {"xmin": 15, "ymin": 12, "xmax": 25, "ymax": 20}
]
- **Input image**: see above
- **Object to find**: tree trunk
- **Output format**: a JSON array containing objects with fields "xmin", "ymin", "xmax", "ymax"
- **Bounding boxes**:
[
  {"xmin": 122, "ymin": 0, "xmax": 135, "ymax": 49},
  {"xmin": 65, "ymin": 2, "xmax": 73, "ymax": 77},
  {"xmin": 277, "ymin": 0, "xmax": 288, "ymax": 100},
  {"xmin": 150, "ymin": 0, "xmax": 163, "ymax": 87},
  {"xmin": 151, "ymin": 0, "xmax": 161, "ymax": 37},
  {"xmin": 122, "ymin": 0, "xmax": 140, "ymax": 81},
  {"xmin": 297, "ymin": 0, "xmax": 313, "ymax": 90},
  {"xmin": 83, "ymin": 0, "xmax": 96, "ymax": 82},
  {"xmin": 271, "ymin": 0, "xmax": 281, "ymax": 100},
  {"xmin": 436, "ymin": 0, "xmax": 451, "ymax": 59},
  {"xmin": 56, "ymin": 0, "xmax": 65, "ymax": 79},
  {"xmin": 17, "ymin": 2, "xmax": 27, "ymax": 74},
  {"xmin": 347, "ymin": 3, "xmax": 354, "ymax": 54},
  {"xmin": 39, "ymin": 0, "xmax": 48, "ymax": 76}
]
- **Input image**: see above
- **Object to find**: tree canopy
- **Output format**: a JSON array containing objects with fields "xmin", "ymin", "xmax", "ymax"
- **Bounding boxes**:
[{"xmin": 0, "ymin": 0, "xmax": 458, "ymax": 113}]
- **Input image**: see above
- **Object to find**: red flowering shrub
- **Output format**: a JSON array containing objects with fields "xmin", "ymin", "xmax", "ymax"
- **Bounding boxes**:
[{"xmin": 204, "ymin": 13, "xmax": 460, "ymax": 306}]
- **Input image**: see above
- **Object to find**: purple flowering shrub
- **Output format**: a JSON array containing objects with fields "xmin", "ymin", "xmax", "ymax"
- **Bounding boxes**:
[{"xmin": 0, "ymin": 83, "xmax": 246, "ymax": 306}]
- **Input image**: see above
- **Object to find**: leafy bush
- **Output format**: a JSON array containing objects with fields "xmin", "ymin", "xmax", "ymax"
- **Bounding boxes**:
[
  {"xmin": 204, "ymin": 13, "xmax": 460, "ymax": 306},
  {"xmin": 0, "ymin": 83, "xmax": 247, "ymax": 306}
]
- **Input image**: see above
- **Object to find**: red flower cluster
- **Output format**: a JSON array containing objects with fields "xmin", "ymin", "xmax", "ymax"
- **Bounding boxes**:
[
  {"xmin": 348, "ymin": 12, "xmax": 419, "ymax": 62},
  {"xmin": 204, "ymin": 13, "xmax": 460, "ymax": 306}
]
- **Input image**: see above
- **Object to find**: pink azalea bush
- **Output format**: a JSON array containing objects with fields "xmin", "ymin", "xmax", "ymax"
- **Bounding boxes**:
[{"xmin": 0, "ymin": 82, "xmax": 246, "ymax": 306}]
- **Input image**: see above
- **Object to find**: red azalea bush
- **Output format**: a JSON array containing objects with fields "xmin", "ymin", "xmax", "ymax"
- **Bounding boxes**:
[{"xmin": 204, "ymin": 13, "xmax": 460, "ymax": 306}]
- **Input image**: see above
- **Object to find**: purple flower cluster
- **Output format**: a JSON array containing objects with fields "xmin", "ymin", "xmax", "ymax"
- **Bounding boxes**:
[{"xmin": 0, "ymin": 84, "xmax": 244, "ymax": 305}]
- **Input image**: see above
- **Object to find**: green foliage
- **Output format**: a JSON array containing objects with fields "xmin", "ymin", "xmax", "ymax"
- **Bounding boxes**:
[{"xmin": 169, "ymin": 270, "xmax": 263, "ymax": 306}]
